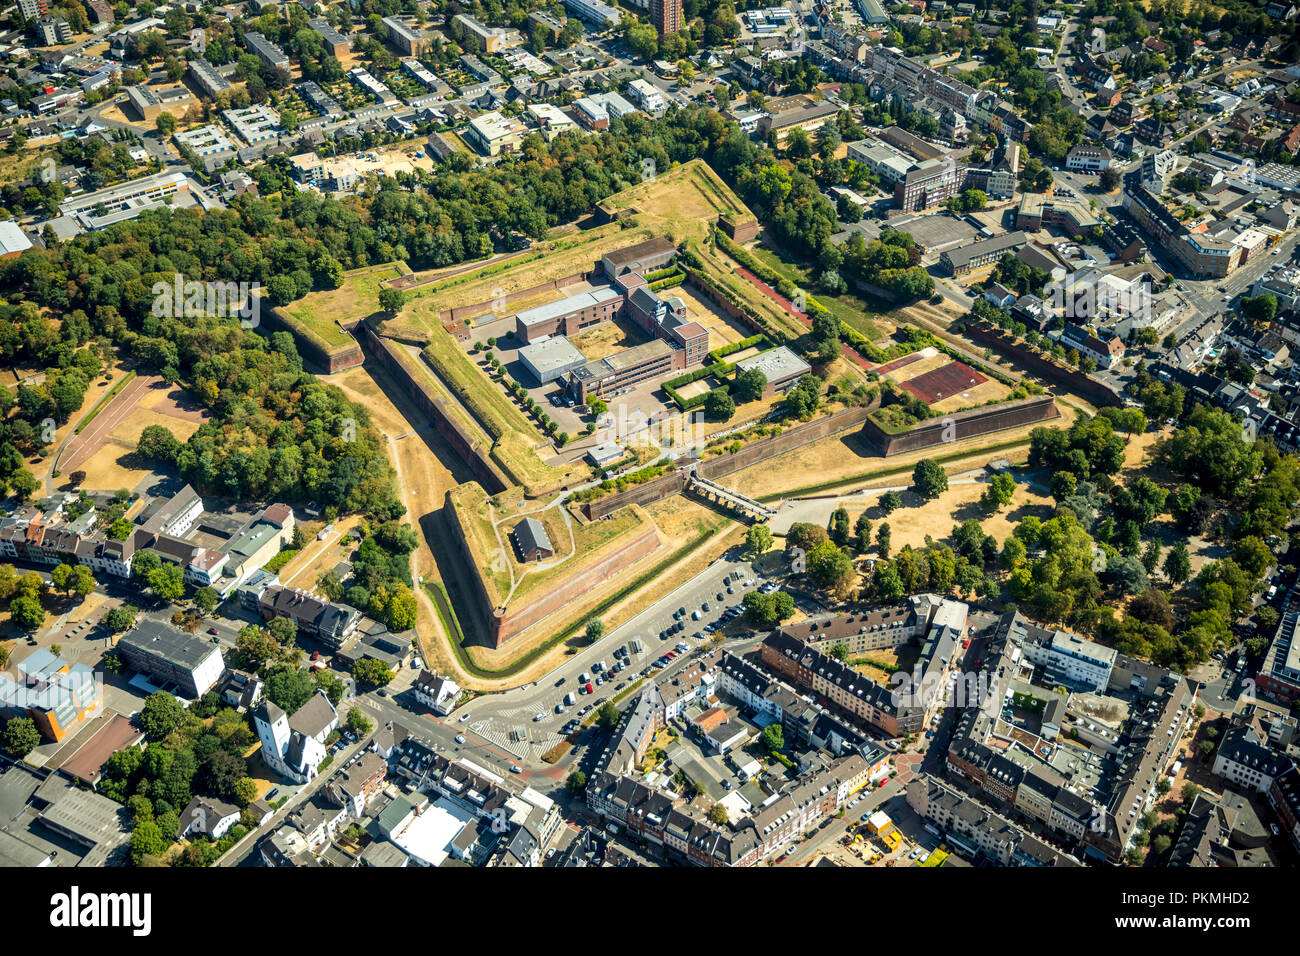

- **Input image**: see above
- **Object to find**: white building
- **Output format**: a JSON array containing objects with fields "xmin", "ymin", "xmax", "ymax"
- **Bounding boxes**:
[
  {"xmin": 253, "ymin": 691, "xmax": 338, "ymax": 785},
  {"xmin": 627, "ymin": 78, "xmax": 666, "ymax": 113},
  {"xmin": 412, "ymin": 670, "xmax": 460, "ymax": 716}
]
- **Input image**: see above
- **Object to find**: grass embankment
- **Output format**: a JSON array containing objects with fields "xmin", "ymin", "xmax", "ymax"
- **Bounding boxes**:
[
  {"xmin": 757, "ymin": 435, "xmax": 1033, "ymax": 501},
  {"xmin": 427, "ymin": 520, "xmax": 729, "ymax": 680},
  {"xmin": 73, "ymin": 371, "xmax": 137, "ymax": 435},
  {"xmin": 280, "ymin": 262, "xmax": 410, "ymax": 347}
]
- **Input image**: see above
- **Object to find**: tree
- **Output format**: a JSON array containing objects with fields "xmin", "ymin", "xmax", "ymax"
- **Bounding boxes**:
[
  {"xmin": 147, "ymin": 563, "xmax": 186, "ymax": 602},
  {"xmin": 709, "ymin": 804, "xmax": 729, "ymax": 825},
  {"xmin": 267, "ymin": 616, "xmax": 298, "ymax": 649},
  {"xmin": 236, "ymin": 625, "xmax": 280, "ymax": 668},
  {"xmin": 879, "ymin": 490, "xmax": 902, "ymax": 513},
  {"xmin": 266, "ymin": 666, "xmax": 317, "ymax": 713},
  {"xmin": 233, "ymin": 777, "xmax": 258, "ymax": 808},
  {"xmin": 585, "ymin": 617, "xmax": 605, "ymax": 643},
  {"xmin": 596, "ymin": 702, "xmax": 619, "ymax": 730},
  {"xmin": 2, "ymin": 717, "xmax": 40, "ymax": 758},
  {"xmin": 193, "ymin": 586, "xmax": 219, "ymax": 614},
  {"xmin": 51, "ymin": 563, "xmax": 73, "ymax": 593},
  {"xmin": 980, "ymin": 473, "xmax": 1016, "ymax": 511},
  {"xmin": 199, "ymin": 750, "xmax": 247, "ymax": 801},
  {"xmin": 352, "ymin": 658, "xmax": 394, "ymax": 691},
  {"xmin": 377, "ymin": 286, "xmax": 406, "ymax": 315},
  {"xmin": 1164, "ymin": 541, "xmax": 1191, "ymax": 585},
  {"xmin": 807, "ymin": 540, "xmax": 855, "ymax": 595},
  {"xmin": 140, "ymin": 691, "xmax": 185, "ymax": 741},
  {"xmin": 829, "ymin": 507, "xmax": 851, "ymax": 546},
  {"xmin": 734, "ymin": 368, "xmax": 767, "ymax": 403},
  {"xmin": 566, "ymin": 771, "xmax": 587, "ymax": 794},
  {"xmin": 746, "ymin": 524, "xmax": 774, "ymax": 559},
  {"xmin": 103, "ymin": 605, "xmax": 138, "ymax": 632},
  {"xmin": 9, "ymin": 595, "xmax": 43, "ymax": 630},
  {"xmin": 876, "ymin": 522, "xmax": 892, "ymax": 559},
  {"xmin": 828, "ymin": 641, "xmax": 849, "ymax": 661},
  {"xmin": 346, "ymin": 706, "xmax": 374, "ymax": 736},
  {"xmin": 68, "ymin": 565, "xmax": 95, "ymax": 598},
  {"xmin": 743, "ymin": 590, "xmax": 795, "ymax": 627},
  {"xmin": 1100, "ymin": 167, "xmax": 1121, "ymax": 191},
  {"xmin": 761, "ymin": 723, "xmax": 784, "ymax": 755},
  {"xmin": 854, "ymin": 513, "xmax": 873, "ymax": 554},
  {"xmin": 130, "ymin": 819, "xmax": 168, "ymax": 865},
  {"xmin": 704, "ymin": 387, "xmax": 735, "ymax": 422},
  {"xmin": 787, "ymin": 522, "xmax": 829, "ymax": 552}
]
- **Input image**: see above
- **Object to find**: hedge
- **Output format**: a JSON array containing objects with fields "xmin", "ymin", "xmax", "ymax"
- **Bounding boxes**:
[
  {"xmin": 707, "ymin": 332, "xmax": 773, "ymax": 367},
  {"xmin": 663, "ymin": 361, "xmax": 730, "ymax": 411}
]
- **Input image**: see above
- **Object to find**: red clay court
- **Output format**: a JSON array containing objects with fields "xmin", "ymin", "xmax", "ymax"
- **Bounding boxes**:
[
  {"xmin": 873, "ymin": 352, "xmax": 926, "ymax": 375},
  {"xmin": 899, "ymin": 361, "xmax": 988, "ymax": 404}
]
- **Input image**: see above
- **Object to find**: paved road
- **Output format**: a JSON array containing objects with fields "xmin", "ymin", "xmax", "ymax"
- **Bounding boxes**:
[{"xmin": 217, "ymin": 728, "xmax": 372, "ymax": 867}]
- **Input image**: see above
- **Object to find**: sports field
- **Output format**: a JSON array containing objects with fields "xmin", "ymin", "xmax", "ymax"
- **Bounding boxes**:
[{"xmin": 877, "ymin": 347, "xmax": 1010, "ymax": 413}]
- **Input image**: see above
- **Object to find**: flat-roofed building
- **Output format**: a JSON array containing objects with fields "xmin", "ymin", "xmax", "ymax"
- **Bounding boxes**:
[
  {"xmin": 601, "ymin": 236, "xmax": 677, "ymax": 277},
  {"xmin": 895, "ymin": 156, "xmax": 965, "ymax": 212},
  {"xmin": 526, "ymin": 102, "xmax": 578, "ymax": 138},
  {"xmin": 124, "ymin": 84, "xmax": 161, "ymax": 121},
  {"xmin": 757, "ymin": 94, "xmax": 838, "ymax": 143},
  {"xmin": 628, "ymin": 78, "xmax": 666, "ymax": 112},
  {"xmin": 117, "ymin": 619, "xmax": 226, "ymax": 699},
  {"xmin": 223, "ymin": 104, "xmax": 281, "ymax": 144},
  {"xmin": 941, "ymin": 230, "xmax": 1029, "ymax": 276},
  {"xmin": 563, "ymin": 0, "xmax": 621, "ymax": 28},
  {"xmin": 567, "ymin": 338, "xmax": 683, "ymax": 402},
  {"xmin": 519, "ymin": 335, "xmax": 588, "ymax": 384},
  {"xmin": 451, "ymin": 13, "xmax": 519, "ymax": 53},
  {"xmin": 298, "ymin": 79, "xmax": 342, "ymax": 117},
  {"xmin": 174, "ymin": 124, "xmax": 235, "ymax": 156},
  {"xmin": 348, "ymin": 67, "xmax": 399, "ymax": 105},
  {"xmin": 734, "ymin": 346, "xmax": 811, "ymax": 397},
  {"xmin": 463, "ymin": 109, "xmax": 528, "ymax": 156},
  {"xmin": 847, "ymin": 138, "xmax": 915, "ymax": 183},
  {"xmin": 1016, "ymin": 192, "xmax": 1100, "ymax": 233}
]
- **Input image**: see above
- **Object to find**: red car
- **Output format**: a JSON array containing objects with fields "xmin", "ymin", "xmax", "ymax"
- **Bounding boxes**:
[
  {"xmin": 585, "ymin": 682, "xmax": 594, "ymax": 695},
  {"xmin": 311, "ymin": 651, "xmax": 320, "ymax": 661},
  {"xmin": 207, "ymin": 628, "xmax": 218, "ymax": 635}
]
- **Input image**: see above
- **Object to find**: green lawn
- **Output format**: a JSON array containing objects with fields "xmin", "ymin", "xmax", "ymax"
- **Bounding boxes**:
[
  {"xmin": 749, "ymin": 244, "xmax": 885, "ymax": 341},
  {"xmin": 280, "ymin": 263, "xmax": 410, "ymax": 347}
]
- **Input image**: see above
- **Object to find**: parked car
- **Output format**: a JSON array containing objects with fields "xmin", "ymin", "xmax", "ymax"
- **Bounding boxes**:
[{"xmin": 455, "ymin": 734, "xmax": 466, "ymax": 744}]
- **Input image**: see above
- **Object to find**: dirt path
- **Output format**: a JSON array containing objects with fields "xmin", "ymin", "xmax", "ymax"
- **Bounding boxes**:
[{"xmin": 325, "ymin": 361, "xmax": 474, "ymax": 681}]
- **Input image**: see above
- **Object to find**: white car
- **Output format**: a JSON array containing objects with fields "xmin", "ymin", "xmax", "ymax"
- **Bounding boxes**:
[
  {"xmin": 532, "ymin": 712, "xmax": 546, "ymax": 721},
  {"xmin": 458, "ymin": 713, "xmax": 470, "ymax": 722},
  {"xmin": 455, "ymin": 734, "xmax": 466, "ymax": 744}
]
